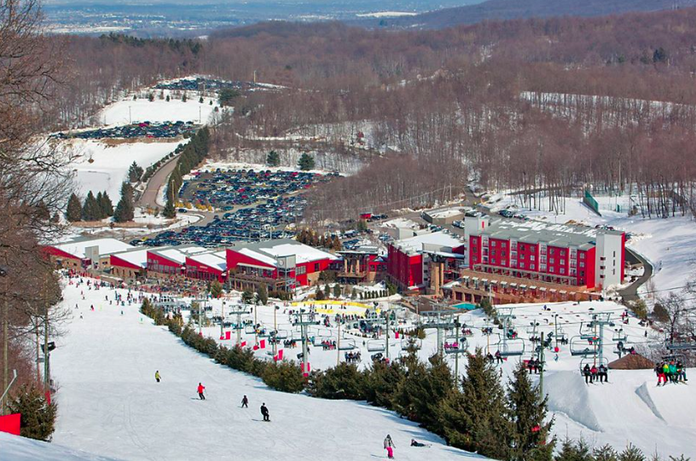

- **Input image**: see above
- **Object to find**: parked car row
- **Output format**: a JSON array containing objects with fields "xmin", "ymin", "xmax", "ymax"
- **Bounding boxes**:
[
  {"xmin": 155, "ymin": 77, "xmax": 251, "ymax": 92},
  {"xmin": 53, "ymin": 121, "xmax": 196, "ymax": 140},
  {"xmin": 180, "ymin": 169, "xmax": 337, "ymax": 209},
  {"xmin": 141, "ymin": 195, "xmax": 309, "ymax": 248}
]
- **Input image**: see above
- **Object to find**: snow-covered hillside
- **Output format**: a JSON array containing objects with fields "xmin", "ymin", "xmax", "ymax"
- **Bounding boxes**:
[
  {"xmin": 0, "ymin": 431, "xmax": 120, "ymax": 461},
  {"xmin": 49, "ymin": 279, "xmax": 485, "ymax": 461}
]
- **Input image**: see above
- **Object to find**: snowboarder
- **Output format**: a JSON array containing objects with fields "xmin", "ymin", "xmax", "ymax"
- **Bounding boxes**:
[
  {"xmin": 155, "ymin": 370, "xmax": 161, "ymax": 383},
  {"xmin": 261, "ymin": 403, "xmax": 270, "ymax": 421},
  {"xmin": 384, "ymin": 434, "xmax": 395, "ymax": 459},
  {"xmin": 197, "ymin": 382, "xmax": 206, "ymax": 400},
  {"xmin": 411, "ymin": 439, "xmax": 428, "ymax": 447},
  {"xmin": 241, "ymin": 395, "xmax": 249, "ymax": 408}
]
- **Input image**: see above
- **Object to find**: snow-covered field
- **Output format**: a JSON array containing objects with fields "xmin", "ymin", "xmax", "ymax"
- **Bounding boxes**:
[
  {"xmin": 49, "ymin": 279, "xmax": 484, "ymax": 461},
  {"xmin": 0, "ymin": 432, "xmax": 119, "ymax": 461},
  {"xmin": 97, "ymin": 95, "xmax": 217, "ymax": 128},
  {"xmin": 68, "ymin": 139, "xmax": 183, "ymax": 200}
]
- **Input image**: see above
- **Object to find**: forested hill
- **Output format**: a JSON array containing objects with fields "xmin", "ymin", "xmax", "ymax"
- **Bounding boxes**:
[{"xmin": 358, "ymin": 0, "xmax": 696, "ymax": 29}]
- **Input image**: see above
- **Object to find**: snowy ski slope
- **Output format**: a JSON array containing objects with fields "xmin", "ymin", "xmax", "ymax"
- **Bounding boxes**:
[
  {"xmin": 48, "ymin": 280, "xmax": 485, "ymax": 461},
  {"xmin": 0, "ymin": 431, "xmax": 121, "ymax": 461}
]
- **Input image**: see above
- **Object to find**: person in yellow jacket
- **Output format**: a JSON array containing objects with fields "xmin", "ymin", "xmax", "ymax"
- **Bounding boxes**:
[{"xmin": 155, "ymin": 370, "xmax": 161, "ymax": 383}]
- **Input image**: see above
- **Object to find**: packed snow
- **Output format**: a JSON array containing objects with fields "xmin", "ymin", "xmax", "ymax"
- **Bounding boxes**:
[
  {"xmin": 49, "ymin": 278, "xmax": 486, "ymax": 461},
  {"xmin": 97, "ymin": 96, "xmax": 217, "ymax": 127},
  {"xmin": 0, "ymin": 432, "xmax": 120, "ymax": 461}
]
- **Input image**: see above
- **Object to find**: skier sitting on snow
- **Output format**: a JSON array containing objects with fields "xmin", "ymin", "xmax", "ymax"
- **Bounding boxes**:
[
  {"xmin": 197, "ymin": 383, "xmax": 206, "ymax": 400},
  {"xmin": 411, "ymin": 439, "xmax": 426, "ymax": 447},
  {"xmin": 261, "ymin": 403, "xmax": 270, "ymax": 421}
]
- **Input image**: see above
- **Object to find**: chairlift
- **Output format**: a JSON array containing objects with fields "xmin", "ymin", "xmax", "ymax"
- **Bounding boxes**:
[
  {"xmin": 579, "ymin": 356, "xmax": 609, "ymax": 374},
  {"xmin": 569, "ymin": 336, "xmax": 596, "ymax": 357},
  {"xmin": 579, "ymin": 322, "xmax": 595, "ymax": 341},
  {"xmin": 612, "ymin": 328, "xmax": 627, "ymax": 342},
  {"xmin": 244, "ymin": 324, "xmax": 256, "ymax": 334},
  {"xmin": 444, "ymin": 335, "xmax": 468, "ymax": 354},
  {"xmin": 270, "ymin": 329, "xmax": 288, "ymax": 340},
  {"xmin": 367, "ymin": 339, "xmax": 386, "ymax": 352},
  {"xmin": 312, "ymin": 335, "xmax": 336, "ymax": 347},
  {"xmin": 338, "ymin": 338, "xmax": 357, "ymax": 351},
  {"xmin": 495, "ymin": 338, "xmax": 525, "ymax": 357}
]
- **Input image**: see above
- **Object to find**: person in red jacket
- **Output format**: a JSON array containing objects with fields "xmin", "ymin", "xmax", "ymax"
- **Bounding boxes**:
[{"xmin": 197, "ymin": 383, "xmax": 206, "ymax": 400}]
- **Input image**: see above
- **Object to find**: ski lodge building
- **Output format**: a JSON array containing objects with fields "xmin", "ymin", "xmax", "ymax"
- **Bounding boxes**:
[
  {"xmin": 386, "ymin": 213, "xmax": 626, "ymax": 302},
  {"xmin": 45, "ymin": 238, "xmax": 134, "ymax": 271},
  {"xmin": 226, "ymin": 239, "xmax": 339, "ymax": 292}
]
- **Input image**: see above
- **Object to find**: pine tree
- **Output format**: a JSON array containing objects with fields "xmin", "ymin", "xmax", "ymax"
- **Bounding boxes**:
[
  {"xmin": 507, "ymin": 362, "xmax": 554, "ymax": 461},
  {"xmin": 82, "ymin": 191, "xmax": 100, "ymax": 221},
  {"xmin": 351, "ymin": 287, "xmax": 357, "ymax": 300},
  {"xmin": 7, "ymin": 385, "xmax": 57, "ymax": 441},
  {"xmin": 210, "ymin": 280, "xmax": 223, "ymax": 299},
  {"xmin": 163, "ymin": 196, "xmax": 176, "ymax": 219},
  {"xmin": 619, "ymin": 445, "xmax": 646, "ymax": 461},
  {"xmin": 35, "ymin": 199, "xmax": 50, "ymax": 221},
  {"xmin": 393, "ymin": 353, "xmax": 453, "ymax": 432},
  {"xmin": 324, "ymin": 283, "xmax": 331, "ymax": 298},
  {"xmin": 257, "ymin": 284, "xmax": 268, "ymax": 305},
  {"xmin": 267, "ymin": 150, "xmax": 280, "ymax": 167},
  {"xmin": 242, "ymin": 289, "xmax": 254, "ymax": 304},
  {"xmin": 298, "ymin": 153, "xmax": 315, "ymax": 171},
  {"xmin": 438, "ymin": 348, "xmax": 511, "ymax": 459},
  {"xmin": 99, "ymin": 192, "xmax": 114, "ymax": 217},
  {"xmin": 593, "ymin": 444, "xmax": 619, "ymax": 461},
  {"xmin": 333, "ymin": 283, "xmax": 342, "ymax": 298},
  {"xmin": 113, "ymin": 182, "xmax": 135, "ymax": 223},
  {"xmin": 66, "ymin": 193, "xmax": 82, "ymax": 222},
  {"xmin": 315, "ymin": 288, "xmax": 325, "ymax": 301},
  {"xmin": 555, "ymin": 438, "xmax": 593, "ymax": 461},
  {"xmin": 128, "ymin": 161, "xmax": 144, "ymax": 182}
]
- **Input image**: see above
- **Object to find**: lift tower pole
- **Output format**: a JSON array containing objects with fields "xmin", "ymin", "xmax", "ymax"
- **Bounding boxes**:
[{"xmin": 228, "ymin": 304, "xmax": 251, "ymax": 346}]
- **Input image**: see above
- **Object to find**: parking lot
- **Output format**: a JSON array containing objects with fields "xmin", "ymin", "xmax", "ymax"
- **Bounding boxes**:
[
  {"xmin": 155, "ymin": 77, "xmax": 252, "ymax": 92},
  {"xmin": 139, "ymin": 169, "xmax": 338, "ymax": 248},
  {"xmin": 54, "ymin": 121, "xmax": 197, "ymax": 140},
  {"xmin": 180, "ymin": 169, "xmax": 337, "ymax": 210}
]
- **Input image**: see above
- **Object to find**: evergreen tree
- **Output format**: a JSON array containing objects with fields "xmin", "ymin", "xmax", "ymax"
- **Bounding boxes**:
[
  {"xmin": 333, "ymin": 283, "xmax": 342, "ymax": 298},
  {"xmin": 507, "ymin": 363, "xmax": 554, "ymax": 461},
  {"xmin": 66, "ymin": 193, "xmax": 82, "ymax": 222},
  {"xmin": 242, "ymin": 289, "xmax": 255, "ymax": 304},
  {"xmin": 7, "ymin": 385, "xmax": 57, "ymax": 441},
  {"xmin": 324, "ymin": 283, "xmax": 331, "ymax": 298},
  {"xmin": 35, "ymin": 199, "xmax": 50, "ymax": 221},
  {"xmin": 128, "ymin": 161, "xmax": 144, "ymax": 182},
  {"xmin": 267, "ymin": 150, "xmax": 280, "ymax": 167},
  {"xmin": 393, "ymin": 353, "xmax": 453, "ymax": 432},
  {"xmin": 166, "ymin": 94, "xmax": 170, "ymax": 102},
  {"xmin": 555, "ymin": 438, "xmax": 593, "ymax": 461},
  {"xmin": 257, "ymin": 284, "xmax": 268, "ymax": 305},
  {"xmin": 148, "ymin": 93, "xmax": 154, "ymax": 102},
  {"xmin": 163, "ymin": 196, "xmax": 176, "ymax": 219},
  {"xmin": 182, "ymin": 92, "xmax": 188, "ymax": 102},
  {"xmin": 99, "ymin": 192, "xmax": 114, "ymax": 217},
  {"xmin": 218, "ymin": 88, "xmax": 240, "ymax": 106},
  {"xmin": 82, "ymin": 191, "xmax": 100, "ymax": 221},
  {"xmin": 619, "ymin": 445, "xmax": 646, "ymax": 461},
  {"xmin": 363, "ymin": 359, "xmax": 406, "ymax": 409},
  {"xmin": 113, "ymin": 182, "xmax": 135, "ymax": 223},
  {"xmin": 315, "ymin": 288, "xmax": 325, "ymax": 301},
  {"xmin": 438, "ymin": 348, "xmax": 511, "ymax": 459},
  {"xmin": 593, "ymin": 445, "xmax": 619, "ymax": 461},
  {"xmin": 298, "ymin": 153, "xmax": 315, "ymax": 171},
  {"xmin": 210, "ymin": 280, "xmax": 223, "ymax": 299},
  {"xmin": 199, "ymin": 96, "xmax": 204, "ymax": 103},
  {"xmin": 351, "ymin": 287, "xmax": 357, "ymax": 300}
]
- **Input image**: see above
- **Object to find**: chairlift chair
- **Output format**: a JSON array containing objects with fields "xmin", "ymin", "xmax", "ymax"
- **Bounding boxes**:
[
  {"xmin": 366, "ymin": 340, "xmax": 386, "ymax": 353},
  {"xmin": 244, "ymin": 324, "xmax": 256, "ymax": 334},
  {"xmin": 338, "ymin": 338, "xmax": 357, "ymax": 351},
  {"xmin": 495, "ymin": 338, "xmax": 525, "ymax": 357},
  {"xmin": 569, "ymin": 336, "xmax": 595, "ymax": 357},
  {"xmin": 579, "ymin": 356, "xmax": 609, "ymax": 374},
  {"xmin": 444, "ymin": 335, "xmax": 468, "ymax": 354},
  {"xmin": 612, "ymin": 329, "xmax": 627, "ymax": 342},
  {"xmin": 270, "ymin": 329, "xmax": 288, "ymax": 340}
]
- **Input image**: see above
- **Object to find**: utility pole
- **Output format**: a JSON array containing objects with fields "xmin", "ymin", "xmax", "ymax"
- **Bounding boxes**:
[
  {"xmin": 384, "ymin": 305, "xmax": 390, "ymax": 362},
  {"xmin": 292, "ymin": 311, "xmax": 318, "ymax": 376},
  {"xmin": 554, "ymin": 313, "xmax": 559, "ymax": 351},
  {"xmin": 273, "ymin": 304, "xmax": 278, "ymax": 357},
  {"xmin": 336, "ymin": 320, "xmax": 341, "ymax": 366},
  {"xmin": 539, "ymin": 332, "xmax": 545, "ymax": 397},
  {"xmin": 44, "ymin": 303, "xmax": 50, "ymax": 391}
]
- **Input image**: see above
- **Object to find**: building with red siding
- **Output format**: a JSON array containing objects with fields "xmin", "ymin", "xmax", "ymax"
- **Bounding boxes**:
[
  {"xmin": 109, "ymin": 248, "xmax": 149, "ymax": 280},
  {"xmin": 146, "ymin": 246, "xmax": 207, "ymax": 279},
  {"xmin": 45, "ymin": 238, "xmax": 134, "ymax": 271},
  {"xmin": 226, "ymin": 239, "xmax": 338, "ymax": 292},
  {"xmin": 462, "ymin": 213, "xmax": 625, "ymax": 290},
  {"xmin": 186, "ymin": 251, "xmax": 227, "ymax": 282},
  {"xmin": 386, "ymin": 231, "xmax": 466, "ymax": 292}
]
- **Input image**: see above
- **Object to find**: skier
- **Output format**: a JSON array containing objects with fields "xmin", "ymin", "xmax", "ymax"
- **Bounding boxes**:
[
  {"xmin": 411, "ymin": 439, "xmax": 427, "ymax": 447},
  {"xmin": 583, "ymin": 364, "xmax": 592, "ymax": 384},
  {"xmin": 197, "ymin": 382, "xmax": 206, "ymax": 400},
  {"xmin": 241, "ymin": 395, "xmax": 249, "ymax": 408},
  {"xmin": 384, "ymin": 434, "xmax": 395, "ymax": 459},
  {"xmin": 261, "ymin": 403, "xmax": 270, "ymax": 421},
  {"xmin": 155, "ymin": 370, "xmax": 161, "ymax": 383}
]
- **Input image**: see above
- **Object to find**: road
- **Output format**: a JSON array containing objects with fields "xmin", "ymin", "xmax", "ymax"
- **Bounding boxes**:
[
  {"xmin": 137, "ymin": 154, "xmax": 181, "ymax": 209},
  {"xmin": 618, "ymin": 248, "xmax": 653, "ymax": 303}
]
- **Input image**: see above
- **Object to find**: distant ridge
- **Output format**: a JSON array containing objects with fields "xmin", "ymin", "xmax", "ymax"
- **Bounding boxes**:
[{"xmin": 361, "ymin": 0, "xmax": 696, "ymax": 29}]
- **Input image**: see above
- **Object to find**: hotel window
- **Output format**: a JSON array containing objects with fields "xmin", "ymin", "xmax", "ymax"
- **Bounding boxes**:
[
  {"xmin": 560, "ymin": 259, "xmax": 565, "ymax": 266},
  {"xmin": 519, "ymin": 262, "xmax": 525, "ymax": 269},
  {"xmin": 560, "ymin": 268, "xmax": 565, "ymax": 275},
  {"xmin": 580, "ymin": 252, "xmax": 585, "ymax": 259},
  {"xmin": 530, "ymin": 264, "xmax": 535, "ymax": 270},
  {"xmin": 530, "ymin": 255, "xmax": 535, "ymax": 261},
  {"xmin": 549, "ymin": 258, "xmax": 555, "ymax": 264}
]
